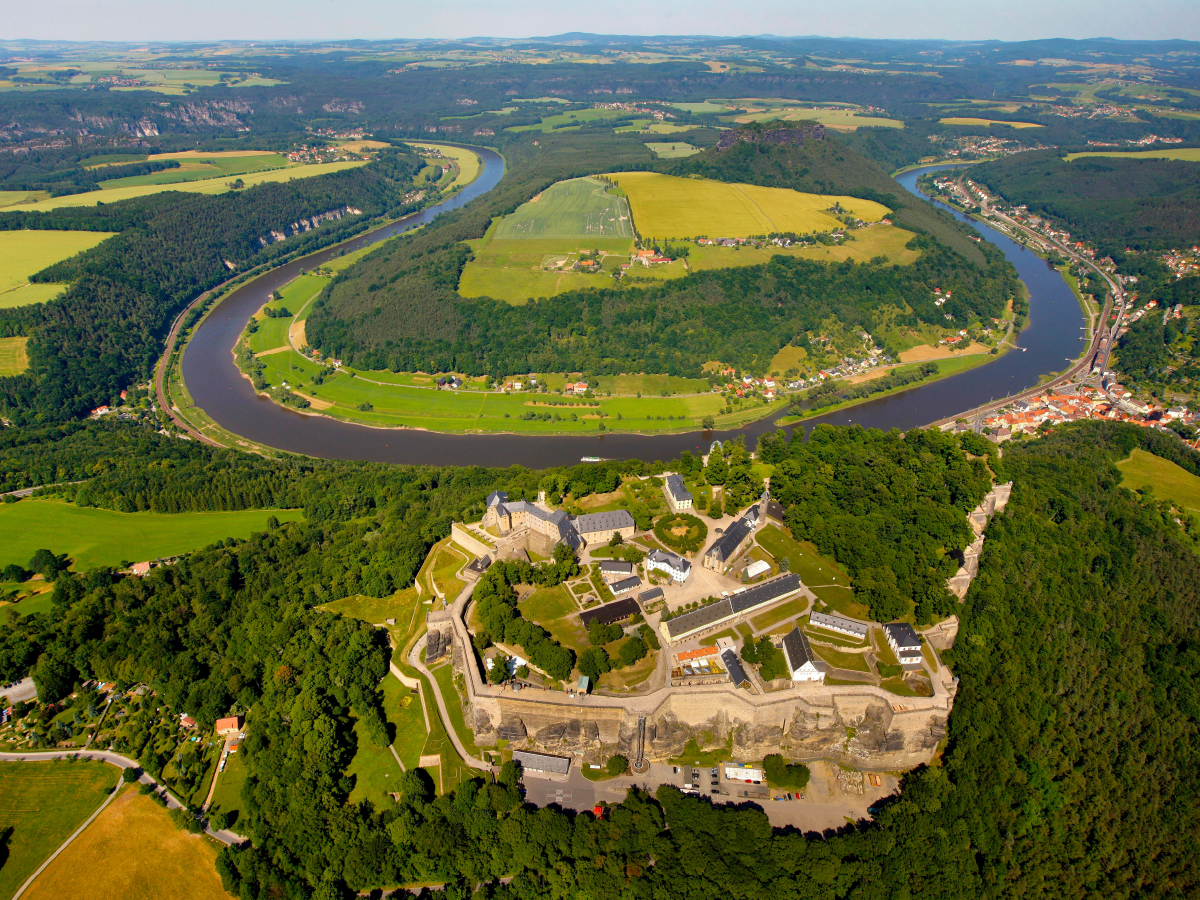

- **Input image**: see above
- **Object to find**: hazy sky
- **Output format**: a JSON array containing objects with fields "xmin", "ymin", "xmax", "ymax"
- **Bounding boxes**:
[{"xmin": 3, "ymin": 0, "xmax": 1199, "ymax": 44}]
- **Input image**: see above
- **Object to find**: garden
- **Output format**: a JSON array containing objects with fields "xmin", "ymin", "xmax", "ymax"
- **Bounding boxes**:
[{"xmin": 652, "ymin": 513, "xmax": 708, "ymax": 554}]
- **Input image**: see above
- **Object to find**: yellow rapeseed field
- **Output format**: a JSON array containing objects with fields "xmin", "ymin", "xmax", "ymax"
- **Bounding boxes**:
[{"xmin": 606, "ymin": 172, "xmax": 891, "ymax": 239}]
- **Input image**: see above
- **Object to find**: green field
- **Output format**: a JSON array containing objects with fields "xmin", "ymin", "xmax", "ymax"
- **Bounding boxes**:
[
  {"xmin": 811, "ymin": 644, "xmax": 872, "ymax": 672},
  {"xmin": 0, "ymin": 500, "xmax": 305, "ymax": 571},
  {"xmin": 755, "ymin": 526, "xmax": 851, "ymax": 587},
  {"xmin": 19, "ymin": 160, "xmax": 369, "ymax": 212},
  {"xmin": 404, "ymin": 142, "xmax": 482, "ymax": 187},
  {"xmin": 0, "ymin": 336, "xmax": 29, "ymax": 375},
  {"xmin": 0, "ymin": 760, "xmax": 117, "ymax": 900},
  {"xmin": 812, "ymin": 585, "xmax": 871, "ymax": 620},
  {"xmin": 100, "ymin": 154, "xmax": 289, "ymax": 189},
  {"xmin": 347, "ymin": 675, "xmax": 425, "ymax": 806},
  {"xmin": 0, "ymin": 230, "xmax": 116, "ymax": 308},
  {"xmin": 206, "ymin": 750, "xmax": 248, "ymax": 825},
  {"xmin": 608, "ymin": 172, "xmax": 891, "ymax": 239},
  {"xmin": 645, "ymin": 142, "xmax": 702, "ymax": 158},
  {"xmin": 735, "ymin": 107, "xmax": 904, "ymax": 130},
  {"xmin": 1063, "ymin": 148, "xmax": 1200, "ymax": 162},
  {"xmin": 495, "ymin": 177, "xmax": 632, "ymax": 239},
  {"xmin": 1116, "ymin": 449, "xmax": 1200, "ymax": 513},
  {"xmin": 669, "ymin": 102, "xmax": 734, "ymax": 114},
  {"xmin": 506, "ymin": 108, "xmax": 631, "ymax": 132},
  {"xmin": 939, "ymin": 117, "xmax": 1043, "ymax": 129}
]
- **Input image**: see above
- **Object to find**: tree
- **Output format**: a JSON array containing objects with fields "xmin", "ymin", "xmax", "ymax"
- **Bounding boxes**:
[
  {"xmin": 702, "ymin": 415, "xmax": 716, "ymax": 430},
  {"xmin": 27, "ymin": 549, "xmax": 65, "ymax": 579},
  {"xmin": 32, "ymin": 652, "xmax": 75, "ymax": 705},
  {"xmin": 608, "ymin": 531, "xmax": 623, "ymax": 547},
  {"xmin": 122, "ymin": 766, "xmax": 141, "ymax": 783},
  {"xmin": 488, "ymin": 654, "xmax": 510, "ymax": 684},
  {"xmin": 708, "ymin": 498, "xmax": 724, "ymax": 519},
  {"xmin": 706, "ymin": 445, "xmax": 728, "ymax": 485},
  {"xmin": 577, "ymin": 647, "xmax": 611, "ymax": 684},
  {"xmin": 606, "ymin": 754, "xmax": 629, "ymax": 776},
  {"xmin": 740, "ymin": 637, "xmax": 760, "ymax": 664},
  {"xmin": 763, "ymin": 754, "xmax": 810, "ymax": 789},
  {"xmin": 588, "ymin": 621, "xmax": 622, "ymax": 646},
  {"xmin": 2, "ymin": 563, "xmax": 28, "ymax": 582},
  {"xmin": 617, "ymin": 636, "xmax": 647, "ymax": 667}
]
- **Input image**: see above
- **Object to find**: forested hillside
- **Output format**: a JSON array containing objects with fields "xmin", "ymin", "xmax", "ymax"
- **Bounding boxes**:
[
  {"xmin": 308, "ymin": 127, "xmax": 1014, "ymax": 375},
  {"xmin": 969, "ymin": 150, "xmax": 1200, "ymax": 253},
  {"xmin": 0, "ymin": 419, "xmax": 1196, "ymax": 899},
  {"xmin": 0, "ymin": 147, "xmax": 423, "ymax": 422}
]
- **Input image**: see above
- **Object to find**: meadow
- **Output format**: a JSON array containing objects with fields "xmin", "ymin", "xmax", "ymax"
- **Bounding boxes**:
[
  {"xmin": 733, "ymin": 105, "xmax": 904, "ymax": 130},
  {"xmin": 21, "ymin": 788, "xmax": 232, "ymax": 900},
  {"xmin": 645, "ymin": 142, "xmax": 701, "ymax": 158},
  {"xmin": 607, "ymin": 172, "xmax": 891, "ymax": 239},
  {"xmin": 754, "ymin": 525, "xmax": 851, "ymax": 588},
  {"xmin": 404, "ymin": 142, "xmax": 482, "ymax": 187},
  {"xmin": 1116, "ymin": 449, "xmax": 1200, "ymax": 513},
  {"xmin": 1063, "ymin": 148, "xmax": 1200, "ymax": 162},
  {"xmin": 0, "ymin": 336, "xmax": 29, "ymax": 375},
  {"xmin": 346, "ymin": 675, "xmax": 425, "ymax": 805},
  {"xmin": 17, "ymin": 160, "xmax": 369, "ymax": 212},
  {"xmin": 0, "ymin": 760, "xmax": 117, "ymax": 900},
  {"xmin": 938, "ymin": 117, "xmax": 1044, "ymax": 128},
  {"xmin": 0, "ymin": 500, "xmax": 305, "ymax": 571},
  {"xmin": 458, "ymin": 235, "xmax": 633, "ymax": 302},
  {"xmin": 506, "ymin": 108, "xmax": 631, "ymax": 132},
  {"xmin": 206, "ymin": 750, "xmax": 248, "ymax": 825},
  {"xmin": 0, "ymin": 230, "xmax": 116, "ymax": 308},
  {"xmin": 493, "ymin": 177, "xmax": 631, "ymax": 239}
]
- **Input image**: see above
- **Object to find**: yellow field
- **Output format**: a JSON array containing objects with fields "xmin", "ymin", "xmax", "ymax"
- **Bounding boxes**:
[
  {"xmin": 0, "ymin": 231, "xmax": 116, "ymax": 300},
  {"xmin": 607, "ymin": 172, "xmax": 891, "ymax": 239},
  {"xmin": 939, "ymin": 117, "xmax": 1044, "ymax": 129},
  {"xmin": 0, "ymin": 336, "xmax": 30, "ymax": 375},
  {"xmin": 1064, "ymin": 148, "xmax": 1200, "ymax": 162},
  {"xmin": 22, "ymin": 788, "xmax": 232, "ymax": 900},
  {"xmin": 18, "ymin": 160, "xmax": 369, "ymax": 212}
]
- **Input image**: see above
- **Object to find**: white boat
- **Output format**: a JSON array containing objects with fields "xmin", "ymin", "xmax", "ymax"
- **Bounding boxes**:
[{"xmin": 580, "ymin": 456, "xmax": 603, "ymax": 463}]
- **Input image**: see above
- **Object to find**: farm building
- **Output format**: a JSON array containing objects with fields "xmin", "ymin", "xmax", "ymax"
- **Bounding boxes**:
[
  {"xmin": 663, "ymin": 474, "xmax": 693, "ymax": 511},
  {"xmin": 809, "ymin": 611, "xmax": 869, "ymax": 640}
]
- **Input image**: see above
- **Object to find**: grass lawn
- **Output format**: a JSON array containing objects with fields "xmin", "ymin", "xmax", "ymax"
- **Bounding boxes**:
[
  {"xmin": 0, "ymin": 336, "xmax": 29, "ymax": 375},
  {"xmin": 755, "ymin": 526, "xmax": 851, "ymax": 587},
  {"xmin": 321, "ymin": 586, "xmax": 421, "ymax": 625},
  {"xmin": 873, "ymin": 628, "xmax": 901, "ymax": 667},
  {"xmin": 607, "ymin": 171, "xmax": 890, "ymax": 240},
  {"xmin": 0, "ymin": 760, "xmax": 117, "ymax": 900},
  {"xmin": 769, "ymin": 343, "xmax": 808, "ymax": 374},
  {"xmin": 812, "ymin": 644, "xmax": 871, "ymax": 672},
  {"xmin": 668, "ymin": 737, "xmax": 732, "ymax": 766},
  {"xmin": 0, "ymin": 500, "xmax": 304, "ymax": 571},
  {"xmin": 749, "ymin": 595, "xmax": 809, "ymax": 632},
  {"xmin": 388, "ymin": 676, "xmax": 429, "ymax": 770},
  {"xmin": 602, "ymin": 650, "xmax": 658, "ymax": 690},
  {"xmin": 520, "ymin": 584, "xmax": 587, "ymax": 653},
  {"xmin": 0, "ymin": 283, "xmax": 69, "ymax": 309},
  {"xmin": 207, "ymin": 750, "xmax": 248, "ymax": 825},
  {"xmin": 802, "ymin": 619, "xmax": 867, "ymax": 648},
  {"xmin": 20, "ymin": 160, "xmax": 368, "ymax": 212},
  {"xmin": 347, "ymin": 703, "xmax": 405, "ymax": 806},
  {"xmin": 811, "ymin": 585, "xmax": 870, "ymax": 620},
  {"xmin": 1116, "ymin": 449, "xmax": 1200, "ymax": 514},
  {"xmin": 431, "ymin": 544, "xmax": 468, "ymax": 599},
  {"xmin": 419, "ymin": 675, "xmax": 470, "ymax": 793},
  {"xmin": 881, "ymin": 676, "xmax": 928, "ymax": 697},
  {"xmin": 21, "ymin": 787, "xmax": 233, "ymax": 900},
  {"xmin": 430, "ymin": 662, "xmax": 484, "ymax": 755}
]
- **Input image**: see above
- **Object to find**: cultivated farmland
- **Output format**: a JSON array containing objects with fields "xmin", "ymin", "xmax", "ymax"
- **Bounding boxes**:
[
  {"xmin": 0, "ymin": 500, "xmax": 305, "ymax": 571},
  {"xmin": 0, "ymin": 230, "xmax": 116, "ymax": 308},
  {"xmin": 1116, "ymin": 448, "xmax": 1200, "ymax": 513},
  {"xmin": 0, "ymin": 760, "xmax": 118, "ymax": 900},
  {"xmin": 21, "ymin": 788, "xmax": 233, "ymax": 900},
  {"xmin": 607, "ymin": 172, "xmax": 891, "ymax": 239},
  {"xmin": 494, "ymin": 177, "xmax": 632, "ymax": 239},
  {"xmin": 939, "ymin": 117, "xmax": 1044, "ymax": 128},
  {"xmin": 0, "ymin": 336, "xmax": 29, "ymax": 375},
  {"xmin": 18, "ymin": 160, "xmax": 369, "ymax": 212}
]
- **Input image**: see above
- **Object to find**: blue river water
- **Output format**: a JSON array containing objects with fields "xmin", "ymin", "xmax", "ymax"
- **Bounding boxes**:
[{"xmin": 184, "ymin": 158, "xmax": 1086, "ymax": 467}]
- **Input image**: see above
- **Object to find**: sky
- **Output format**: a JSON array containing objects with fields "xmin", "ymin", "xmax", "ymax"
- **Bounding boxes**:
[{"xmin": 2, "ymin": 0, "xmax": 1199, "ymax": 44}]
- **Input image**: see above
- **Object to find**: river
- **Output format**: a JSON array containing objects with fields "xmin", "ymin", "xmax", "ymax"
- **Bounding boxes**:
[{"xmin": 183, "ymin": 158, "xmax": 1086, "ymax": 467}]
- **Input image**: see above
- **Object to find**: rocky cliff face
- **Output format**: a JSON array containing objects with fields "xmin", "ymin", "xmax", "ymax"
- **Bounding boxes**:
[
  {"xmin": 471, "ymin": 687, "xmax": 947, "ymax": 771},
  {"xmin": 716, "ymin": 123, "xmax": 826, "ymax": 151}
]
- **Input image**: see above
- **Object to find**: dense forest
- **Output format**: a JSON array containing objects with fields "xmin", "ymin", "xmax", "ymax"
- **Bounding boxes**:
[
  {"xmin": 0, "ymin": 147, "xmax": 425, "ymax": 422},
  {"xmin": 969, "ymin": 150, "xmax": 1200, "ymax": 253},
  {"xmin": 1, "ymin": 419, "xmax": 1197, "ymax": 899},
  {"xmin": 308, "ymin": 129, "xmax": 1017, "ymax": 376}
]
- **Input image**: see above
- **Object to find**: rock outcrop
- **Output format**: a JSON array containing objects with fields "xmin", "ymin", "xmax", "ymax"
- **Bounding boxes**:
[{"xmin": 717, "ymin": 123, "xmax": 825, "ymax": 151}]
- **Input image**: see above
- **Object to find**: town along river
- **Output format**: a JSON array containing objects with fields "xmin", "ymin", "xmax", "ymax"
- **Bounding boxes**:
[{"xmin": 184, "ymin": 160, "xmax": 1087, "ymax": 467}]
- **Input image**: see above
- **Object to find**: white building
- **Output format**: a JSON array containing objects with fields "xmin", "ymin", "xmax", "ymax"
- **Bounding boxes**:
[
  {"xmin": 809, "ymin": 610, "xmax": 869, "ymax": 640},
  {"xmin": 782, "ymin": 627, "xmax": 825, "ymax": 683},
  {"xmin": 724, "ymin": 763, "xmax": 763, "ymax": 783},
  {"xmin": 646, "ymin": 548, "xmax": 691, "ymax": 583},
  {"xmin": 884, "ymin": 622, "xmax": 923, "ymax": 666},
  {"xmin": 744, "ymin": 559, "xmax": 771, "ymax": 580}
]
